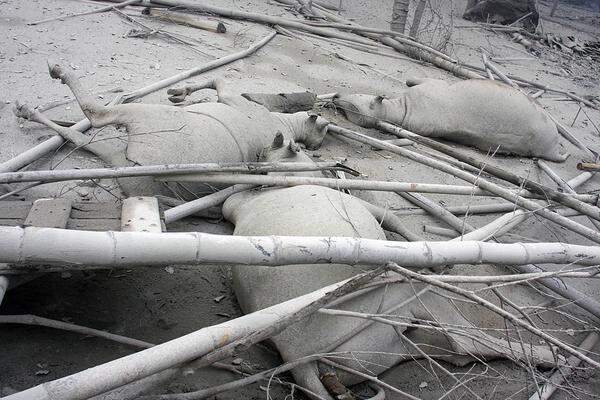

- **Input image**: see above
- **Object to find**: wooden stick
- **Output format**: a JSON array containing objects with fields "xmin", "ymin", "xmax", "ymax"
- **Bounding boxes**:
[
  {"xmin": 3, "ymin": 269, "xmax": 381, "ymax": 400},
  {"xmin": 328, "ymin": 124, "xmax": 600, "ymax": 244},
  {"xmin": 0, "ymin": 314, "xmax": 153, "ymax": 348},
  {"xmin": 159, "ymin": 172, "xmax": 596, "ymax": 202},
  {"xmin": 28, "ymin": 0, "xmax": 141, "ymax": 25},
  {"xmin": 577, "ymin": 162, "xmax": 600, "ymax": 172},
  {"xmin": 142, "ymin": 8, "xmax": 227, "ymax": 33},
  {"xmin": 451, "ymin": 210, "xmax": 528, "ymax": 242},
  {"xmin": 4, "ymin": 227, "xmax": 600, "ymax": 271},
  {"xmin": 388, "ymin": 263, "xmax": 600, "ymax": 369},
  {"xmin": 5, "ymin": 31, "xmax": 276, "ymax": 174},
  {"xmin": 424, "ymin": 224, "xmax": 537, "ymax": 243},
  {"xmin": 0, "ymin": 161, "xmax": 351, "ymax": 184},
  {"xmin": 529, "ymin": 332, "xmax": 600, "ymax": 400}
]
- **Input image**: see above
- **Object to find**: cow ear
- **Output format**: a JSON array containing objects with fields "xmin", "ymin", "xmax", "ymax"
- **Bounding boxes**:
[
  {"xmin": 308, "ymin": 113, "xmax": 319, "ymax": 123},
  {"xmin": 272, "ymin": 131, "xmax": 284, "ymax": 148}
]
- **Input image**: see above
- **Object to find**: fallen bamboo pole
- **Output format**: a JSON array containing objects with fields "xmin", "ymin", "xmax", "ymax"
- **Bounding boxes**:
[
  {"xmin": 327, "ymin": 124, "xmax": 600, "ymax": 244},
  {"xmin": 159, "ymin": 173, "xmax": 597, "ymax": 202},
  {"xmin": 2, "ymin": 227, "xmax": 600, "ymax": 271},
  {"xmin": 423, "ymin": 224, "xmax": 534, "ymax": 243},
  {"xmin": 164, "ymin": 184, "xmax": 254, "ymax": 224},
  {"xmin": 0, "ymin": 161, "xmax": 351, "ymax": 184},
  {"xmin": 376, "ymin": 122, "xmax": 600, "ymax": 222},
  {"xmin": 3, "ymin": 268, "xmax": 378, "ymax": 400},
  {"xmin": 4, "ymin": 31, "xmax": 276, "ymax": 175}
]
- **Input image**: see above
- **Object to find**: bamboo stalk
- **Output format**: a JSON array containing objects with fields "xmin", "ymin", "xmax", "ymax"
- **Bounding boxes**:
[
  {"xmin": 424, "ymin": 224, "xmax": 536, "ymax": 243},
  {"xmin": 3, "ymin": 227, "xmax": 600, "ymax": 271},
  {"xmin": 529, "ymin": 332, "xmax": 600, "ymax": 400},
  {"xmin": 0, "ymin": 161, "xmax": 350, "ymax": 184},
  {"xmin": 159, "ymin": 173, "xmax": 597, "ymax": 202},
  {"xmin": 451, "ymin": 210, "xmax": 528, "ymax": 242},
  {"xmin": 398, "ymin": 202, "xmax": 517, "ymax": 216},
  {"xmin": 484, "ymin": 59, "xmax": 520, "ymax": 88},
  {"xmin": 5, "ymin": 31, "xmax": 276, "ymax": 175},
  {"xmin": 327, "ymin": 124, "xmax": 600, "ymax": 244},
  {"xmin": 3, "ymin": 270, "xmax": 380, "ymax": 400},
  {"xmin": 398, "ymin": 192, "xmax": 476, "ymax": 234},
  {"xmin": 164, "ymin": 184, "xmax": 254, "ymax": 224}
]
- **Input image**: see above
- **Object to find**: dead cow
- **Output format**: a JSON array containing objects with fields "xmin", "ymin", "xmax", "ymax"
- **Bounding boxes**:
[
  {"xmin": 463, "ymin": 0, "xmax": 539, "ymax": 32},
  {"xmin": 14, "ymin": 63, "xmax": 329, "ymax": 196},
  {"xmin": 222, "ymin": 135, "xmax": 560, "ymax": 400},
  {"xmin": 334, "ymin": 78, "xmax": 567, "ymax": 162}
]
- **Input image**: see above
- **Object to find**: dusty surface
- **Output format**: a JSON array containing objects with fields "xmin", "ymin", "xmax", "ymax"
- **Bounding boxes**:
[{"xmin": 1, "ymin": 0, "xmax": 600, "ymax": 398}]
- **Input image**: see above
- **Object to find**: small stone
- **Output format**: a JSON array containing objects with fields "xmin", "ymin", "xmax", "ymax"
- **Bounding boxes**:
[
  {"xmin": 231, "ymin": 357, "xmax": 243, "ymax": 365},
  {"xmin": 164, "ymin": 266, "xmax": 175, "ymax": 274},
  {"xmin": 419, "ymin": 381, "xmax": 428, "ymax": 389},
  {"xmin": 35, "ymin": 369, "xmax": 49, "ymax": 376},
  {"xmin": 213, "ymin": 295, "xmax": 226, "ymax": 303},
  {"xmin": 566, "ymin": 328, "xmax": 575, "ymax": 336}
]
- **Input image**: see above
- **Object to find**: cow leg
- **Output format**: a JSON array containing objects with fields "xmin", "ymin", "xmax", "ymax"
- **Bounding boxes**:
[
  {"xmin": 293, "ymin": 363, "xmax": 335, "ymax": 400},
  {"xmin": 13, "ymin": 102, "xmax": 126, "ymax": 166},
  {"xmin": 48, "ymin": 62, "xmax": 133, "ymax": 128}
]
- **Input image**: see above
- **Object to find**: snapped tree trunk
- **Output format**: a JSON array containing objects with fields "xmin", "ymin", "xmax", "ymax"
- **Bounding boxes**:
[{"xmin": 390, "ymin": 0, "xmax": 410, "ymax": 34}]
